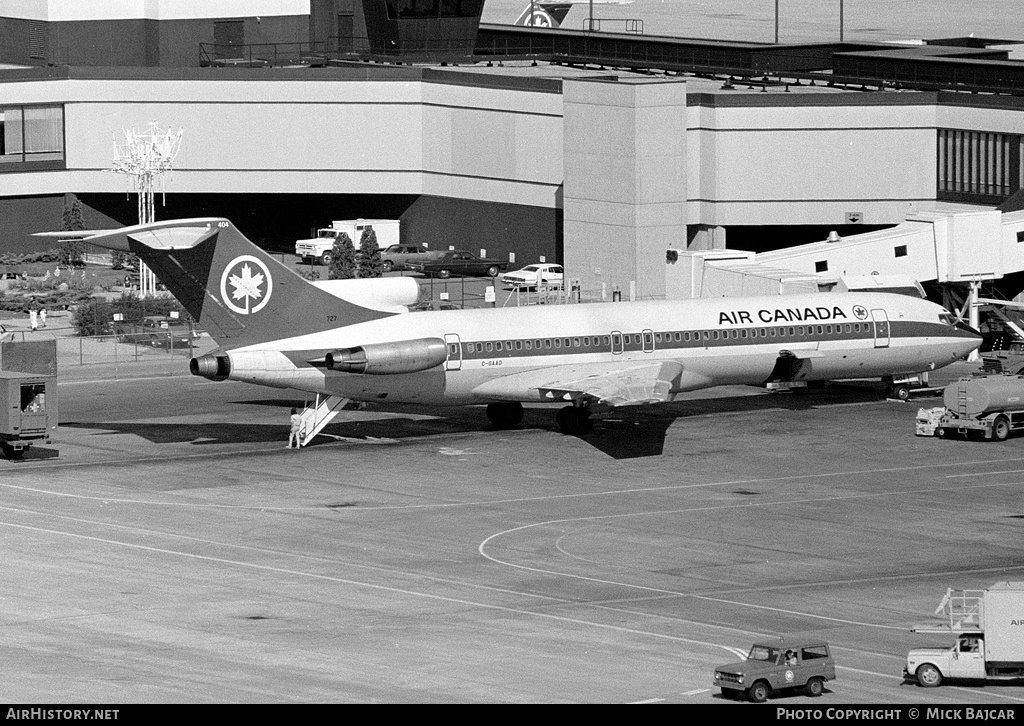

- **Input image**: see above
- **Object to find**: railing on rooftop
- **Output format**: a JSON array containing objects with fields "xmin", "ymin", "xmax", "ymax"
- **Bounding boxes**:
[
  {"xmin": 582, "ymin": 18, "xmax": 643, "ymax": 34},
  {"xmin": 199, "ymin": 42, "xmax": 334, "ymax": 68}
]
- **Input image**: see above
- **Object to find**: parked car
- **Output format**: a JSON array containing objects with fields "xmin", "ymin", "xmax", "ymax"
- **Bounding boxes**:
[
  {"xmin": 408, "ymin": 300, "xmax": 462, "ymax": 312},
  {"xmin": 115, "ymin": 315, "xmax": 197, "ymax": 350},
  {"xmin": 380, "ymin": 244, "xmax": 444, "ymax": 273},
  {"xmin": 502, "ymin": 263, "xmax": 564, "ymax": 289},
  {"xmin": 713, "ymin": 640, "xmax": 836, "ymax": 702},
  {"xmin": 407, "ymin": 250, "xmax": 508, "ymax": 279}
]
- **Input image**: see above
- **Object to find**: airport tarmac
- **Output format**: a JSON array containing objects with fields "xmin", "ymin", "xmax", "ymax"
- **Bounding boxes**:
[{"xmin": 3, "ymin": 371, "xmax": 1024, "ymax": 704}]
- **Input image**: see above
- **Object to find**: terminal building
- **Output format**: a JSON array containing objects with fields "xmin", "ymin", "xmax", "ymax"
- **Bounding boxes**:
[{"xmin": 2, "ymin": 0, "xmax": 1024, "ymax": 303}]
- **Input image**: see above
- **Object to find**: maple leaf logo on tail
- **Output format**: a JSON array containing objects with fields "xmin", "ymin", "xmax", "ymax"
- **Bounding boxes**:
[{"xmin": 220, "ymin": 255, "xmax": 273, "ymax": 315}]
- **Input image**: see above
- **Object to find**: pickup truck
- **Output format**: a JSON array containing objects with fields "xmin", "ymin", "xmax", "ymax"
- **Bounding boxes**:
[{"xmin": 407, "ymin": 250, "xmax": 508, "ymax": 279}]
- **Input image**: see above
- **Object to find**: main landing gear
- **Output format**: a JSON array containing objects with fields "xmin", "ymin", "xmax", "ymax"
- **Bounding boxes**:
[
  {"xmin": 556, "ymin": 405, "xmax": 593, "ymax": 435},
  {"xmin": 486, "ymin": 401, "xmax": 524, "ymax": 429},
  {"xmin": 485, "ymin": 401, "xmax": 594, "ymax": 435}
]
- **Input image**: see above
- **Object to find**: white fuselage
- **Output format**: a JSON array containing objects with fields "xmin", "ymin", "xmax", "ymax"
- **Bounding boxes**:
[{"xmin": 222, "ymin": 292, "xmax": 979, "ymax": 406}]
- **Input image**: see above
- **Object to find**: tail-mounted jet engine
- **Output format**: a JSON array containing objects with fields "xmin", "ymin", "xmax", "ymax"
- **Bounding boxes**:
[
  {"xmin": 325, "ymin": 338, "xmax": 448, "ymax": 375},
  {"xmin": 190, "ymin": 354, "xmax": 231, "ymax": 381}
]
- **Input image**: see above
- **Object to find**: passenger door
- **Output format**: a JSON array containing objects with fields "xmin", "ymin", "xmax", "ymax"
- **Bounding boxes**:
[
  {"xmin": 444, "ymin": 333, "xmax": 462, "ymax": 371},
  {"xmin": 871, "ymin": 309, "xmax": 890, "ymax": 348}
]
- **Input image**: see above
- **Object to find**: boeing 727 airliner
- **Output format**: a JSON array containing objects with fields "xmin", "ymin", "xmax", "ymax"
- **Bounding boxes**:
[{"xmin": 48, "ymin": 218, "xmax": 981, "ymax": 438}]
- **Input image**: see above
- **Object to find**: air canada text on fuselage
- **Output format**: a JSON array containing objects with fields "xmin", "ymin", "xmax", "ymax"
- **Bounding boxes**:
[{"xmin": 718, "ymin": 307, "xmax": 851, "ymax": 326}]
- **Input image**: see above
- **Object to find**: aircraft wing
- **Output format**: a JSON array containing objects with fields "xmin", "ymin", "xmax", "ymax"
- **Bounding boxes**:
[{"xmin": 473, "ymin": 360, "xmax": 683, "ymax": 407}]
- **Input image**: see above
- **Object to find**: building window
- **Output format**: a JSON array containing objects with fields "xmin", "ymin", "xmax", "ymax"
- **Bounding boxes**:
[
  {"xmin": 385, "ymin": 0, "xmax": 484, "ymax": 19},
  {"xmin": 0, "ymin": 105, "xmax": 64, "ymax": 167},
  {"xmin": 29, "ymin": 21, "xmax": 45, "ymax": 60},
  {"xmin": 938, "ymin": 128, "xmax": 1021, "ymax": 203}
]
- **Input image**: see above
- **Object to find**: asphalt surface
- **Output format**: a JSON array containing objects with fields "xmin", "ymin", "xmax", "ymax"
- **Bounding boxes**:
[{"xmin": 4, "ymin": 363, "xmax": 1024, "ymax": 703}]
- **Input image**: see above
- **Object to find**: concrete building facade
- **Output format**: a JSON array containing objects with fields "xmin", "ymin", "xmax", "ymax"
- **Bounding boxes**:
[{"xmin": 0, "ymin": 62, "xmax": 1023, "ymax": 300}]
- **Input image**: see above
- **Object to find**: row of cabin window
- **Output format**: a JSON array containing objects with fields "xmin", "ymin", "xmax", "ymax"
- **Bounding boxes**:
[
  {"xmin": 657, "ymin": 321, "xmax": 876, "ymax": 344},
  {"xmin": 465, "ymin": 322, "xmax": 876, "ymax": 355}
]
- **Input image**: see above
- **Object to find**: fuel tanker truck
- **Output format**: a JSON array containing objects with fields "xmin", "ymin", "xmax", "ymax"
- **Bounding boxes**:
[{"xmin": 916, "ymin": 376, "xmax": 1024, "ymax": 441}]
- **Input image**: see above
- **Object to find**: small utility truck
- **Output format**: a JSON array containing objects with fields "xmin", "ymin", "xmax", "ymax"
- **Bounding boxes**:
[{"xmin": 905, "ymin": 582, "xmax": 1024, "ymax": 687}]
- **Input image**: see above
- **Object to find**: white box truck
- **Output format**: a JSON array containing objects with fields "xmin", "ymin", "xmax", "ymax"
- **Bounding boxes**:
[
  {"xmin": 295, "ymin": 219, "xmax": 400, "ymax": 266},
  {"xmin": 905, "ymin": 582, "xmax": 1024, "ymax": 687}
]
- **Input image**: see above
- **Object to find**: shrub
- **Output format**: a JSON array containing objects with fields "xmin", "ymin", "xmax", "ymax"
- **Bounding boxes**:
[
  {"xmin": 358, "ymin": 227, "xmax": 384, "ymax": 278},
  {"xmin": 71, "ymin": 294, "xmax": 189, "ymax": 337},
  {"xmin": 328, "ymin": 232, "xmax": 357, "ymax": 280}
]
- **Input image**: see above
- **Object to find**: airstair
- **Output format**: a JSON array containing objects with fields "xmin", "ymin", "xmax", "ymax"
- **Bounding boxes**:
[
  {"xmin": 935, "ymin": 588, "xmax": 985, "ymax": 632},
  {"xmin": 297, "ymin": 393, "xmax": 349, "ymax": 447}
]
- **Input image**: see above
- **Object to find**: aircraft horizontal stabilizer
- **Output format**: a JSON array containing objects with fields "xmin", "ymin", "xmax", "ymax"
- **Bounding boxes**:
[{"xmin": 35, "ymin": 218, "xmax": 223, "ymax": 251}]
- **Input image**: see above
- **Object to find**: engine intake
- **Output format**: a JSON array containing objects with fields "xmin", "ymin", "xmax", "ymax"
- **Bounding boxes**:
[
  {"xmin": 190, "ymin": 354, "xmax": 231, "ymax": 381},
  {"xmin": 325, "ymin": 337, "xmax": 448, "ymax": 375}
]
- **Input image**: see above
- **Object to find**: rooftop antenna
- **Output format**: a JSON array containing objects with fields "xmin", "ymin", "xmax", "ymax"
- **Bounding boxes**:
[{"xmin": 110, "ymin": 122, "xmax": 183, "ymax": 297}]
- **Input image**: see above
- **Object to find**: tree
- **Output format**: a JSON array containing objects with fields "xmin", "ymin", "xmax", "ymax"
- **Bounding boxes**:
[
  {"xmin": 328, "ymin": 232, "xmax": 357, "ymax": 280},
  {"xmin": 358, "ymin": 226, "xmax": 384, "ymax": 278},
  {"xmin": 59, "ymin": 195, "xmax": 87, "ymax": 268}
]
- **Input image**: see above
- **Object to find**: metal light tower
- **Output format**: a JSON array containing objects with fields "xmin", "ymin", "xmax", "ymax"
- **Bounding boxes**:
[{"xmin": 110, "ymin": 122, "xmax": 183, "ymax": 297}]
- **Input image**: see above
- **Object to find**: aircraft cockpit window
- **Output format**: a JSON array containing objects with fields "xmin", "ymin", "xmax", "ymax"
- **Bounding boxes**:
[{"xmin": 939, "ymin": 312, "xmax": 982, "ymax": 335}]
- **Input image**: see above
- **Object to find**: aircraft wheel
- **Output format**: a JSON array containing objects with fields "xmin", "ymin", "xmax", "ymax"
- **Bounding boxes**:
[
  {"xmin": 993, "ymin": 415, "xmax": 1011, "ymax": 442},
  {"xmin": 556, "ymin": 406, "xmax": 593, "ymax": 435},
  {"xmin": 486, "ymin": 402, "xmax": 524, "ymax": 429},
  {"xmin": 916, "ymin": 663, "xmax": 942, "ymax": 688}
]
